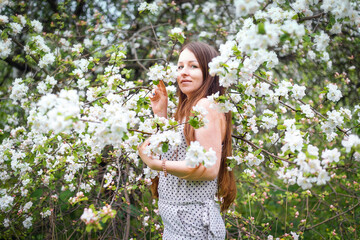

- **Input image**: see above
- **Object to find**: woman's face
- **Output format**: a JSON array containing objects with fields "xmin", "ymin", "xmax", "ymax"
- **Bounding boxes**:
[{"xmin": 177, "ymin": 48, "xmax": 203, "ymax": 98}]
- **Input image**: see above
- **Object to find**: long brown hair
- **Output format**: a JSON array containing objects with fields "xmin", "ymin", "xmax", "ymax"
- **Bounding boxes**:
[{"xmin": 151, "ymin": 42, "xmax": 236, "ymax": 211}]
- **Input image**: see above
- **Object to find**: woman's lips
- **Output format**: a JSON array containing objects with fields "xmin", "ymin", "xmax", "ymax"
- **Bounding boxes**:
[{"xmin": 180, "ymin": 79, "xmax": 192, "ymax": 83}]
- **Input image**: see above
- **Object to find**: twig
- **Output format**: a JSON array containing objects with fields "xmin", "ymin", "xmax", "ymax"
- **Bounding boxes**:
[
  {"xmin": 84, "ymin": 86, "xmax": 151, "ymax": 105},
  {"xmin": 304, "ymin": 201, "xmax": 360, "ymax": 230},
  {"xmin": 123, "ymin": 163, "xmax": 131, "ymax": 240},
  {"xmin": 131, "ymin": 39, "xmax": 147, "ymax": 71},
  {"xmin": 128, "ymin": 128, "xmax": 152, "ymax": 135},
  {"xmin": 254, "ymin": 74, "xmax": 349, "ymax": 136},
  {"xmin": 261, "ymin": 0, "xmax": 273, "ymax": 11},
  {"xmin": 299, "ymin": 12, "xmax": 325, "ymax": 22},
  {"xmin": 280, "ymin": 100, "xmax": 298, "ymax": 112},
  {"xmin": 12, "ymin": 38, "xmax": 50, "ymax": 75},
  {"xmin": 232, "ymin": 134, "xmax": 294, "ymax": 164},
  {"xmin": 149, "ymin": 21, "xmax": 162, "ymax": 58}
]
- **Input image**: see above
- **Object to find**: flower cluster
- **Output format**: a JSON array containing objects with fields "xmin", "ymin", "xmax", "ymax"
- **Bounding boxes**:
[
  {"xmin": 28, "ymin": 89, "xmax": 81, "ymax": 134},
  {"xmin": 138, "ymin": 2, "xmax": 159, "ymax": 14},
  {"xmin": 143, "ymin": 130, "xmax": 182, "ymax": 157},
  {"xmin": 147, "ymin": 64, "xmax": 177, "ymax": 84},
  {"xmin": 80, "ymin": 204, "xmax": 116, "ymax": 232},
  {"xmin": 185, "ymin": 141, "xmax": 217, "ymax": 168},
  {"xmin": 10, "ymin": 78, "xmax": 29, "ymax": 104}
]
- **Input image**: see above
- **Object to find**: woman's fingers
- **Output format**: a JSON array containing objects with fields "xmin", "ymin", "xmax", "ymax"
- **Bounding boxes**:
[
  {"xmin": 158, "ymin": 80, "xmax": 167, "ymax": 95},
  {"xmin": 149, "ymin": 81, "xmax": 167, "ymax": 101},
  {"xmin": 139, "ymin": 138, "xmax": 150, "ymax": 149},
  {"xmin": 149, "ymin": 89, "xmax": 159, "ymax": 101}
]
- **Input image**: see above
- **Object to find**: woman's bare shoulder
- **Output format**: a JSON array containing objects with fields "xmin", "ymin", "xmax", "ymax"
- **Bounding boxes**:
[
  {"xmin": 195, "ymin": 98, "xmax": 226, "ymax": 125},
  {"xmin": 197, "ymin": 98, "xmax": 224, "ymax": 111},
  {"xmin": 195, "ymin": 98, "xmax": 226, "ymax": 141}
]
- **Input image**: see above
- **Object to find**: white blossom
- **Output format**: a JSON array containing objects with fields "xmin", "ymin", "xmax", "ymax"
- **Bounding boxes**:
[
  {"xmin": 37, "ymin": 81, "xmax": 48, "ymax": 94},
  {"xmin": 234, "ymin": 0, "xmax": 260, "ymax": 17},
  {"xmin": 314, "ymin": 31, "xmax": 330, "ymax": 52},
  {"xmin": 170, "ymin": 27, "xmax": 186, "ymax": 39},
  {"xmin": 327, "ymin": 83, "xmax": 342, "ymax": 102},
  {"xmin": 3, "ymin": 218, "xmax": 10, "ymax": 227},
  {"xmin": 10, "ymin": 78, "xmax": 28, "ymax": 103},
  {"xmin": 77, "ymin": 78, "xmax": 90, "ymax": 90},
  {"xmin": 147, "ymin": 3, "xmax": 158, "ymax": 14},
  {"xmin": 261, "ymin": 109, "xmax": 278, "ymax": 129},
  {"xmin": 321, "ymin": 148, "xmax": 340, "ymax": 165},
  {"xmin": 0, "ymin": 195, "xmax": 14, "ymax": 212},
  {"xmin": 342, "ymin": 135, "xmax": 360, "ymax": 153},
  {"xmin": 80, "ymin": 208, "xmax": 98, "ymax": 224},
  {"xmin": 185, "ymin": 141, "xmax": 217, "ymax": 168},
  {"xmin": 317, "ymin": 169, "xmax": 330, "ymax": 185},
  {"xmin": 138, "ymin": 3, "xmax": 148, "ymax": 12},
  {"xmin": 71, "ymin": 43, "xmax": 82, "ymax": 53},
  {"xmin": 45, "ymin": 75, "xmax": 57, "ymax": 86},
  {"xmin": 300, "ymin": 104, "xmax": 314, "ymax": 118},
  {"xmin": 0, "ymin": 38, "xmax": 12, "ymax": 58},
  {"xmin": 31, "ymin": 35, "xmax": 50, "ymax": 53},
  {"xmin": 73, "ymin": 58, "xmax": 89, "ymax": 72},
  {"xmin": 84, "ymin": 38, "xmax": 93, "ymax": 48},
  {"xmin": 10, "ymin": 22, "xmax": 22, "ymax": 34},
  {"xmin": 39, "ymin": 52, "xmax": 55, "ymax": 68},
  {"xmin": 245, "ymin": 153, "xmax": 264, "ymax": 166},
  {"xmin": 0, "ymin": 15, "xmax": 9, "ymax": 23},
  {"xmin": 307, "ymin": 145, "xmax": 319, "ymax": 157},
  {"xmin": 147, "ymin": 65, "xmax": 166, "ymax": 81},
  {"xmin": 23, "ymin": 216, "xmax": 33, "ymax": 229},
  {"xmin": 292, "ymin": 84, "xmax": 306, "ymax": 99},
  {"xmin": 297, "ymin": 174, "xmax": 312, "ymax": 190},
  {"xmin": 22, "ymin": 201, "xmax": 33, "ymax": 212},
  {"xmin": 31, "ymin": 20, "xmax": 43, "ymax": 33},
  {"xmin": 40, "ymin": 210, "xmax": 52, "ymax": 218},
  {"xmin": 204, "ymin": 148, "xmax": 217, "ymax": 168}
]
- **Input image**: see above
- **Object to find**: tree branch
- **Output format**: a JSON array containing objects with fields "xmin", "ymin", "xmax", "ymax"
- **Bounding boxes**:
[
  {"xmin": 74, "ymin": 0, "xmax": 85, "ymax": 17},
  {"xmin": 232, "ymin": 134, "xmax": 294, "ymax": 164},
  {"xmin": 46, "ymin": 0, "xmax": 58, "ymax": 13},
  {"xmin": 299, "ymin": 12, "xmax": 325, "ymax": 22},
  {"xmin": 12, "ymin": 38, "xmax": 50, "ymax": 76},
  {"xmin": 304, "ymin": 201, "xmax": 360, "ymax": 231}
]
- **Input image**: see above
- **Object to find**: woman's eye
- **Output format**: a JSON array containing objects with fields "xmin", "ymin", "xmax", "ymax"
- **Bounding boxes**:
[
  {"xmin": 177, "ymin": 66, "xmax": 183, "ymax": 70},
  {"xmin": 191, "ymin": 65, "xmax": 198, "ymax": 68}
]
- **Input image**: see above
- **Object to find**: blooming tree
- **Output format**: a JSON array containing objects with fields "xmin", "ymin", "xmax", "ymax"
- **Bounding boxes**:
[{"xmin": 0, "ymin": 0, "xmax": 359, "ymax": 239}]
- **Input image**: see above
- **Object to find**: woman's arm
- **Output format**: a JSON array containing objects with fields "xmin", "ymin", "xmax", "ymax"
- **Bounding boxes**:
[{"xmin": 138, "ymin": 98, "xmax": 225, "ymax": 181}]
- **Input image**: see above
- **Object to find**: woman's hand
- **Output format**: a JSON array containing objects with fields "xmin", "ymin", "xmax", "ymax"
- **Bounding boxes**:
[
  {"xmin": 138, "ymin": 138, "xmax": 162, "ymax": 171},
  {"xmin": 149, "ymin": 80, "xmax": 168, "ymax": 118}
]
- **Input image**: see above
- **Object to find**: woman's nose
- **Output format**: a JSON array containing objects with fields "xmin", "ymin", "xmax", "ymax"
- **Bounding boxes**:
[{"xmin": 180, "ymin": 66, "xmax": 189, "ymax": 75}]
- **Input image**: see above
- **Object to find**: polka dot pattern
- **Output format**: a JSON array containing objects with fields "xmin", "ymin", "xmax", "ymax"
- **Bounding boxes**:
[{"xmin": 158, "ymin": 125, "xmax": 226, "ymax": 240}]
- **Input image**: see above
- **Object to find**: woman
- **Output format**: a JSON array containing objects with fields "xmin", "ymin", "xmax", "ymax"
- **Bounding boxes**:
[{"xmin": 138, "ymin": 42, "xmax": 236, "ymax": 239}]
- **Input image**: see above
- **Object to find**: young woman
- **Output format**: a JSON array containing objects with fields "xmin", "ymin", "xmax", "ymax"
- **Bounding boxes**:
[{"xmin": 138, "ymin": 42, "xmax": 236, "ymax": 239}]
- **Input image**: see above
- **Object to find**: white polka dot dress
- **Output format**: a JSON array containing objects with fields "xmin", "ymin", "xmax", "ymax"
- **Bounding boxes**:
[{"xmin": 158, "ymin": 125, "xmax": 226, "ymax": 240}]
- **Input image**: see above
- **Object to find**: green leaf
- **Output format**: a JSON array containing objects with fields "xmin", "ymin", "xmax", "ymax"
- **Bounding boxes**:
[
  {"xmin": 254, "ymin": 148, "xmax": 262, "ymax": 156},
  {"xmin": 178, "ymin": 35, "xmax": 185, "ymax": 44},
  {"xmin": 280, "ymin": 33, "xmax": 290, "ymax": 43},
  {"xmin": 60, "ymin": 190, "xmax": 72, "ymax": 201},
  {"xmin": 295, "ymin": 112, "xmax": 303, "ymax": 121},
  {"xmin": 277, "ymin": 125, "xmax": 286, "ymax": 130},
  {"xmin": 258, "ymin": 22, "xmax": 266, "ymax": 35},
  {"xmin": 31, "ymin": 189, "xmax": 43, "ymax": 199},
  {"xmin": 162, "ymin": 142, "xmax": 169, "ymax": 153},
  {"xmin": 85, "ymin": 224, "xmax": 93, "ymax": 232},
  {"xmin": 189, "ymin": 117, "xmax": 199, "ymax": 129},
  {"xmin": 122, "ymin": 133, "xmax": 129, "ymax": 140}
]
